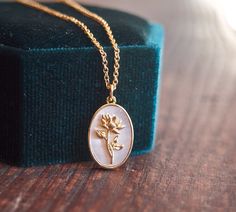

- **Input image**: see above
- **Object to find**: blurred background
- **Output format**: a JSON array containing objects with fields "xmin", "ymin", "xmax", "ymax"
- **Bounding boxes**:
[
  {"xmin": 80, "ymin": 0, "xmax": 236, "ymax": 32},
  {"xmin": 1, "ymin": 0, "xmax": 236, "ymax": 211}
]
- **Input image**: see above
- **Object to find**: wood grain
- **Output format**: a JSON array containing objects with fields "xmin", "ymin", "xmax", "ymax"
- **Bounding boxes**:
[{"xmin": 1, "ymin": 0, "xmax": 236, "ymax": 211}]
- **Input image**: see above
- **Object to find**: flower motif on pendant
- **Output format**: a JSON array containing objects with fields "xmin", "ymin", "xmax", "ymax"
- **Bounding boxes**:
[{"xmin": 96, "ymin": 114, "xmax": 125, "ymax": 164}]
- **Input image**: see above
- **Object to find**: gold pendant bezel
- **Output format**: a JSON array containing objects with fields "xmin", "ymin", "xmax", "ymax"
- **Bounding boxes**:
[{"xmin": 88, "ymin": 103, "xmax": 134, "ymax": 169}]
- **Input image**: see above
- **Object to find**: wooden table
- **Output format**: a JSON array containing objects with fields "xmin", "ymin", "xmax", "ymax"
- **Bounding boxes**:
[{"xmin": 1, "ymin": 0, "xmax": 236, "ymax": 211}]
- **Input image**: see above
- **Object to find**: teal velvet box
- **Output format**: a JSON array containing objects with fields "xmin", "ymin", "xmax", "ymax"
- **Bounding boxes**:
[{"xmin": 0, "ymin": 3, "xmax": 164, "ymax": 166}]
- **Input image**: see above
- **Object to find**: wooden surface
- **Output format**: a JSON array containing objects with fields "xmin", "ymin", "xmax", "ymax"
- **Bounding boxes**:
[{"xmin": 1, "ymin": 0, "xmax": 236, "ymax": 211}]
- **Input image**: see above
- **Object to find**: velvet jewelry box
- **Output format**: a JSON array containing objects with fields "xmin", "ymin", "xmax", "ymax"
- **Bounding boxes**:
[{"xmin": 0, "ymin": 2, "xmax": 164, "ymax": 167}]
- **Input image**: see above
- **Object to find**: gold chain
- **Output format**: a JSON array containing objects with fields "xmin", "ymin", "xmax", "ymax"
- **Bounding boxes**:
[{"xmin": 17, "ymin": 0, "xmax": 120, "ymax": 102}]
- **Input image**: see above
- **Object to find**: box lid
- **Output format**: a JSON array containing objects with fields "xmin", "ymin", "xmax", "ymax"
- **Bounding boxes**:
[{"xmin": 0, "ymin": 2, "xmax": 156, "ymax": 50}]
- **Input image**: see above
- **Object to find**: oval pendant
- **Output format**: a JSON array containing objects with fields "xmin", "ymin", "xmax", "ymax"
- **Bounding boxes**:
[{"xmin": 88, "ymin": 103, "xmax": 134, "ymax": 169}]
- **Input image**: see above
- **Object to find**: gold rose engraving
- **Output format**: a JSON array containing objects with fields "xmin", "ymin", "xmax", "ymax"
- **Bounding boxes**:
[{"xmin": 96, "ymin": 114, "xmax": 125, "ymax": 164}]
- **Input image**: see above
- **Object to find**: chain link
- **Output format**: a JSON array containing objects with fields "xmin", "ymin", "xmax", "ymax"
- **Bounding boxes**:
[{"xmin": 17, "ymin": 0, "xmax": 120, "ymax": 91}]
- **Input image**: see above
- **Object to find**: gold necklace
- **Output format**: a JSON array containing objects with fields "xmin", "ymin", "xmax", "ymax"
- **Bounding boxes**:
[{"xmin": 17, "ymin": 0, "xmax": 134, "ymax": 169}]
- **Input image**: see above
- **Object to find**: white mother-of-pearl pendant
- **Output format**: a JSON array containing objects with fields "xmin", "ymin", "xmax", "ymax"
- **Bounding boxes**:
[{"xmin": 88, "ymin": 103, "xmax": 134, "ymax": 169}]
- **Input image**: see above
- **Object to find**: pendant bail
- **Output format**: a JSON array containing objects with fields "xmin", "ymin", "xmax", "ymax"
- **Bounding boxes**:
[{"xmin": 106, "ymin": 84, "xmax": 116, "ymax": 104}]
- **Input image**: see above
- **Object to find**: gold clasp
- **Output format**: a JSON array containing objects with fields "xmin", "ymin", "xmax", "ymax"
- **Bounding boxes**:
[{"xmin": 106, "ymin": 84, "xmax": 117, "ymax": 104}]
